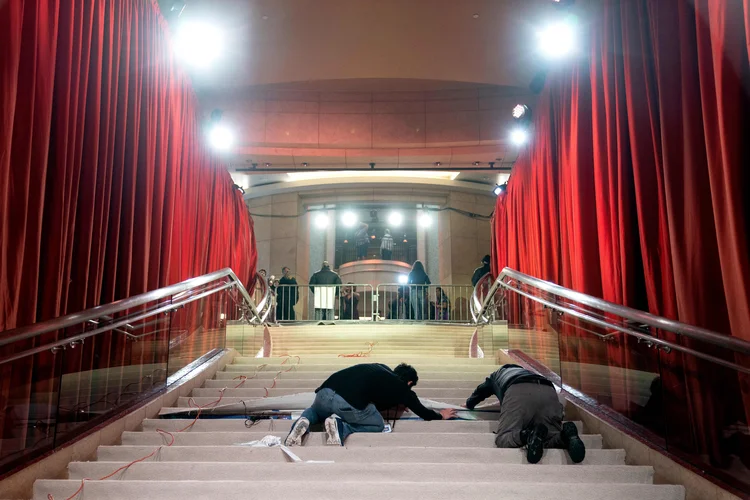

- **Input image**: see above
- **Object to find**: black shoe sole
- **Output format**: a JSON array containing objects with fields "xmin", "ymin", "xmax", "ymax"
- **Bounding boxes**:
[
  {"xmin": 526, "ymin": 424, "xmax": 548, "ymax": 464},
  {"xmin": 567, "ymin": 436, "xmax": 586, "ymax": 463}
]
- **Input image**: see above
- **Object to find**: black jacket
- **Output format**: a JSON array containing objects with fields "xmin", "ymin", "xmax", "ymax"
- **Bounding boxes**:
[
  {"xmin": 471, "ymin": 263, "xmax": 491, "ymax": 287},
  {"xmin": 317, "ymin": 363, "xmax": 442, "ymax": 421},
  {"xmin": 465, "ymin": 364, "xmax": 552, "ymax": 409},
  {"xmin": 309, "ymin": 267, "xmax": 342, "ymax": 287}
]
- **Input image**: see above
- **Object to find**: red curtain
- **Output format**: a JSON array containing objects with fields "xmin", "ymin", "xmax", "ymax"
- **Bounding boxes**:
[
  {"xmin": 0, "ymin": 0, "xmax": 256, "ymax": 465},
  {"xmin": 492, "ymin": 0, "xmax": 750, "ymax": 479},
  {"xmin": 0, "ymin": 0, "xmax": 256, "ymax": 331}
]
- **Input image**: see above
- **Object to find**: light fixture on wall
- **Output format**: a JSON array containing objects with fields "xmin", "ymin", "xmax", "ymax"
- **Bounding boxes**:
[
  {"xmin": 314, "ymin": 213, "xmax": 329, "ymax": 229},
  {"xmin": 418, "ymin": 212, "xmax": 432, "ymax": 227},
  {"xmin": 403, "ymin": 234, "xmax": 408, "ymax": 243},
  {"xmin": 342, "ymin": 211, "xmax": 358, "ymax": 227},
  {"xmin": 512, "ymin": 104, "xmax": 530, "ymax": 120},
  {"xmin": 493, "ymin": 184, "xmax": 507, "ymax": 196},
  {"xmin": 388, "ymin": 212, "xmax": 403, "ymax": 227}
]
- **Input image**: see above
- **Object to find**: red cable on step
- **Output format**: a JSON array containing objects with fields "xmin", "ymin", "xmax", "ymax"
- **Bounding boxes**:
[
  {"xmin": 338, "ymin": 342, "xmax": 377, "ymax": 358},
  {"xmin": 48, "ymin": 388, "xmax": 229, "ymax": 500}
]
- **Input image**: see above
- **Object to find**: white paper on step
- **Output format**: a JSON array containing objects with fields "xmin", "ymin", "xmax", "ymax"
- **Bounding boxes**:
[{"xmin": 234, "ymin": 434, "xmax": 334, "ymax": 464}]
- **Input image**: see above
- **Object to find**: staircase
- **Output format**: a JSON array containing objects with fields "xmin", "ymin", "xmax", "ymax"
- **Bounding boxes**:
[{"xmin": 34, "ymin": 325, "xmax": 685, "ymax": 500}]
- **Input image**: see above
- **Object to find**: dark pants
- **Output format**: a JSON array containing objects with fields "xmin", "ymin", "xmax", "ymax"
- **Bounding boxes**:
[
  {"xmin": 357, "ymin": 243, "xmax": 369, "ymax": 259},
  {"xmin": 381, "ymin": 249, "xmax": 392, "ymax": 260},
  {"xmin": 495, "ymin": 382, "xmax": 564, "ymax": 448},
  {"xmin": 294, "ymin": 388, "xmax": 385, "ymax": 443}
]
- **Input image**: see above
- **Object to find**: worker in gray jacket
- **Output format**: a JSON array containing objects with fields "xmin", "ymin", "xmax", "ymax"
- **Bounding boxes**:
[{"xmin": 465, "ymin": 364, "xmax": 585, "ymax": 464}]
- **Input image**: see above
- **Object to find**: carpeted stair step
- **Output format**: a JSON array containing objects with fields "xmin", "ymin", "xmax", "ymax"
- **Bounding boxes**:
[
  {"xmin": 119, "ymin": 431, "xmax": 604, "ymax": 449},
  {"xmin": 95, "ymin": 445, "xmax": 625, "ymax": 465},
  {"xmin": 34, "ymin": 480, "xmax": 685, "ymax": 500},
  {"xmin": 67, "ymin": 462, "xmax": 655, "ymax": 484}
]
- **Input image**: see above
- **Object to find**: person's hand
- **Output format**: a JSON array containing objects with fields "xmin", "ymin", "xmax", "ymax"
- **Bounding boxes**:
[{"xmin": 440, "ymin": 409, "xmax": 457, "ymax": 420}]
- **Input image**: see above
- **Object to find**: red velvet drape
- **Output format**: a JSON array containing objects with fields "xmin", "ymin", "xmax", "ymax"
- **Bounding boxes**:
[
  {"xmin": 492, "ymin": 0, "xmax": 750, "ymax": 481},
  {"xmin": 0, "ymin": 0, "xmax": 256, "ymax": 466},
  {"xmin": 0, "ymin": 0, "xmax": 256, "ymax": 331}
]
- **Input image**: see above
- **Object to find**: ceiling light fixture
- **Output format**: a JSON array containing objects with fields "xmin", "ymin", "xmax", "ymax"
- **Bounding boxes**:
[
  {"xmin": 173, "ymin": 21, "xmax": 224, "ymax": 69},
  {"xmin": 493, "ymin": 184, "xmax": 507, "ymax": 196}
]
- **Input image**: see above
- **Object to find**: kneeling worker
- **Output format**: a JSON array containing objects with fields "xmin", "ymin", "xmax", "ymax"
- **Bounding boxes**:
[
  {"xmin": 465, "ymin": 364, "xmax": 585, "ymax": 464},
  {"xmin": 285, "ymin": 363, "xmax": 456, "ymax": 446}
]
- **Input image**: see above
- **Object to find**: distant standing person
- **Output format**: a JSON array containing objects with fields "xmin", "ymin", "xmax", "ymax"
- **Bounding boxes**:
[
  {"xmin": 277, "ymin": 266, "xmax": 299, "ymax": 321},
  {"xmin": 355, "ymin": 222, "xmax": 369, "ymax": 260},
  {"xmin": 407, "ymin": 260, "xmax": 430, "ymax": 320},
  {"xmin": 309, "ymin": 261, "xmax": 342, "ymax": 321},
  {"xmin": 471, "ymin": 254, "xmax": 492, "ymax": 287},
  {"xmin": 380, "ymin": 229, "xmax": 394, "ymax": 260},
  {"xmin": 339, "ymin": 283, "xmax": 360, "ymax": 320}
]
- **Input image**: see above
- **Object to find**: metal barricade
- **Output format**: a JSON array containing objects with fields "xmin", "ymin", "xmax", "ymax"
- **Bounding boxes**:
[
  {"xmin": 375, "ymin": 284, "xmax": 475, "ymax": 323},
  {"xmin": 273, "ymin": 283, "xmax": 375, "ymax": 322}
]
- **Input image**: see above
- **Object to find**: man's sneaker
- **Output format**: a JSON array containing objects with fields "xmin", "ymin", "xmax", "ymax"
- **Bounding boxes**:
[
  {"xmin": 525, "ymin": 424, "xmax": 548, "ymax": 464},
  {"xmin": 324, "ymin": 415, "xmax": 343, "ymax": 446},
  {"xmin": 561, "ymin": 421, "xmax": 586, "ymax": 463},
  {"xmin": 284, "ymin": 417, "xmax": 309, "ymax": 447}
]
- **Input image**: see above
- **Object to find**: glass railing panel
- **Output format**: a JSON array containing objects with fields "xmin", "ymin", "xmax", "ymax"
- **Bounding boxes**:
[
  {"xmin": 504, "ymin": 288, "xmax": 562, "ymax": 378},
  {"xmin": 53, "ymin": 303, "xmax": 171, "ymax": 443},
  {"xmin": 654, "ymin": 331, "xmax": 750, "ymax": 493},
  {"xmin": 554, "ymin": 311, "xmax": 666, "ymax": 448},
  {"xmin": 0, "ymin": 334, "xmax": 64, "ymax": 472},
  {"xmin": 167, "ymin": 289, "xmax": 227, "ymax": 378}
]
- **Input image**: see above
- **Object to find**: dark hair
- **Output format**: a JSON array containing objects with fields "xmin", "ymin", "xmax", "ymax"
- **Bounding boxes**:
[
  {"xmin": 482, "ymin": 255, "xmax": 491, "ymax": 264},
  {"xmin": 411, "ymin": 260, "xmax": 425, "ymax": 273},
  {"xmin": 394, "ymin": 363, "xmax": 418, "ymax": 386},
  {"xmin": 282, "ymin": 266, "xmax": 290, "ymax": 272}
]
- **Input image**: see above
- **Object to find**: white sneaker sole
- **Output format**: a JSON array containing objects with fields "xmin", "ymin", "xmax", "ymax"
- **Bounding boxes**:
[
  {"xmin": 284, "ymin": 418, "xmax": 309, "ymax": 447},
  {"xmin": 324, "ymin": 417, "xmax": 342, "ymax": 446}
]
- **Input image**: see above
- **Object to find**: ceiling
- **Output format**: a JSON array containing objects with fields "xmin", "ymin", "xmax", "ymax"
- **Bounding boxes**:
[{"xmin": 164, "ymin": 0, "xmax": 558, "ymax": 92}]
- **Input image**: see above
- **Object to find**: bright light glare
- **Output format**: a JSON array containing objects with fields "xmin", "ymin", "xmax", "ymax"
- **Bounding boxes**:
[
  {"xmin": 342, "ymin": 211, "xmax": 358, "ymax": 227},
  {"xmin": 512, "ymin": 104, "xmax": 527, "ymax": 119},
  {"xmin": 510, "ymin": 128, "xmax": 529, "ymax": 146},
  {"xmin": 388, "ymin": 212, "xmax": 403, "ymax": 227},
  {"xmin": 208, "ymin": 124, "xmax": 234, "ymax": 151},
  {"xmin": 286, "ymin": 171, "xmax": 460, "ymax": 182},
  {"xmin": 174, "ymin": 21, "xmax": 224, "ymax": 68},
  {"xmin": 314, "ymin": 213, "xmax": 329, "ymax": 229},
  {"xmin": 538, "ymin": 21, "xmax": 576, "ymax": 59},
  {"xmin": 398, "ymin": 275, "xmax": 409, "ymax": 284},
  {"xmin": 418, "ymin": 212, "xmax": 432, "ymax": 227},
  {"xmin": 493, "ymin": 185, "xmax": 505, "ymax": 196}
]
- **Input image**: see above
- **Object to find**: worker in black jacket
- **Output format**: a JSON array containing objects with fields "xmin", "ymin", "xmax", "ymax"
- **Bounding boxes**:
[
  {"xmin": 471, "ymin": 254, "xmax": 492, "ymax": 287},
  {"xmin": 309, "ymin": 261, "xmax": 342, "ymax": 321},
  {"xmin": 465, "ymin": 364, "xmax": 585, "ymax": 464},
  {"xmin": 285, "ymin": 363, "xmax": 456, "ymax": 446}
]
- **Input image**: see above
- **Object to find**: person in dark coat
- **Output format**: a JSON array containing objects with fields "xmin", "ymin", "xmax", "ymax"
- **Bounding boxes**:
[
  {"xmin": 276, "ymin": 266, "xmax": 298, "ymax": 321},
  {"xmin": 309, "ymin": 261, "xmax": 342, "ymax": 321},
  {"xmin": 471, "ymin": 254, "xmax": 492, "ymax": 287},
  {"xmin": 407, "ymin": 260, "xmax": 430, "ymax": 320},
  {"xmin": 339, "ymin": 283, "xmax": 360, "ymax": 320},
  {"xmin": 285, "ymin": 363, "xmax": 456, "ymax": 447},
  {"xmin": 465, "ymin": 364, "xmax": 586, "ymax": 464}
]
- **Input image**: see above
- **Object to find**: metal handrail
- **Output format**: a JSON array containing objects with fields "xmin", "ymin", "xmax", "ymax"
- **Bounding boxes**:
[
  {"xmin": 472, "ymin": 267, "xmax": 750, "ymax": 360},
  {"xmin": 0, "ymin": 268, "xmax": 268, "ymax": 365}
]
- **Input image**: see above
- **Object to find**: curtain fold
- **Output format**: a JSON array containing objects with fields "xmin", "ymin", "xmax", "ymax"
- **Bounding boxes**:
[{"xmin": 492, "ymin": 0, "xmax": 750, "ymax": 485}]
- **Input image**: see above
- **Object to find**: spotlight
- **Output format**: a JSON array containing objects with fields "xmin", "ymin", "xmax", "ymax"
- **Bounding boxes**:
[
  {"xmin": 301, "ymin": 162, "xmax": 309, "ymax": 167},
  {"xmin": 265, "ymin": 162, "xmax": 271, "ymax": 167},
  {"xmin": 388, "ymin": 212, "xmax": 403, "ymax": 227},
  {"xmin": 342, "ymin": 211, "xmax": 358, "ymax": 227},
  {"xmin": 510, "ymin": 127, "xmax": 529, "ymax": 146},
  {"xmin": 343, "ymin": 238, "xmax": 349, "ymax": 244},
  {"xmin": 512, "ymin": 104, "xmax": 529, "ymax": 120},
  {"xmin": 403, "ymin": 235, "xmax": 408, "ymax": 243},
  {"xmin": 208, "ymin": 124, "xmax": 234, "ymax": 151},
  {"xmin": 398, "ymin": 275, "xmax": 409, "ymax": 284},
  {"xmin": 472, "ymin": 161, "xmax": 481, "ymax": 166},
  {"xmin": 538, "ymin": 19, "xmax": 577, "ymax": 59},
  {"xmin": 434, "ymin": 161, "xmax": 441, "ymax": 166},
  {"xmin": 493, "ymin": 184, "xmax": 507, "ymax": 196},
  {"xmin": 173, "ymin": 21, "xmax": 224, "ymax": 69},
  {"xmin": 418, "ymin": 212, "xmax": 432, "ymax": 228},
  {"xmin": 314, "ymin": 213, "xmax": 329, "ymax": 229}
]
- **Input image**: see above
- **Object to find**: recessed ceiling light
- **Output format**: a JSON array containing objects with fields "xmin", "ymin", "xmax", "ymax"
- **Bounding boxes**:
[
  {"xmin": 472, "ymin": 13, "xmax": 480, "ymax": 19},
  {"xmin": 261, "ymin": 15, "xmax": 269, "ymax": 20}
]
